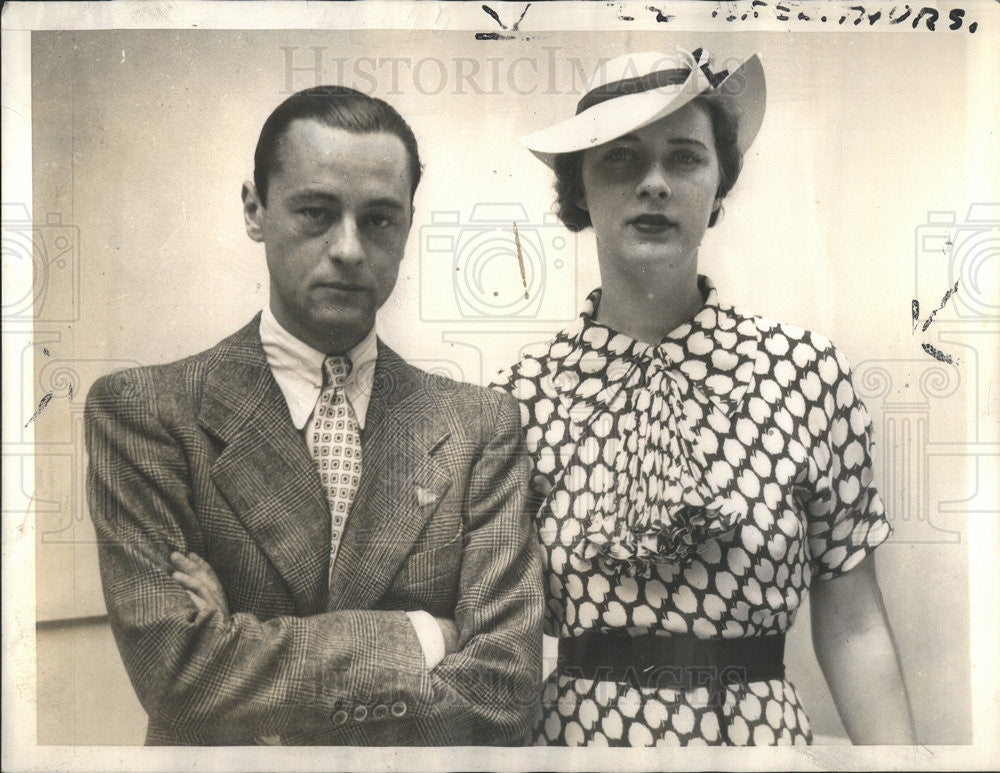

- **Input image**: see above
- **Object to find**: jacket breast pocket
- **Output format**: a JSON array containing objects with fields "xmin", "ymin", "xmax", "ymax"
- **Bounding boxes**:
[{"xmin": 390, "ymin": 530, "xmax": 463, "ymax": 611}]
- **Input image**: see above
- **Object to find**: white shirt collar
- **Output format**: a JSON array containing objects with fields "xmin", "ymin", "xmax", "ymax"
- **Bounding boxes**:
[{"xmin": 259, "ymin": 305, "xmax": 378, "ymax": 431}]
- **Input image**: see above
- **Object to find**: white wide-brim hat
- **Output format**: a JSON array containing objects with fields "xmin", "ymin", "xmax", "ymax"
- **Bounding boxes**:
[{"xmin": 520, "ymin": 48, "xmax": 766, "ymax": 169}]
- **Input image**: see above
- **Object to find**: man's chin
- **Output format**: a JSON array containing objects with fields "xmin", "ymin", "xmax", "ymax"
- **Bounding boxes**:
[{"xmin": 314, "ymin": 314, "xmax": 375, "ymax": 351}]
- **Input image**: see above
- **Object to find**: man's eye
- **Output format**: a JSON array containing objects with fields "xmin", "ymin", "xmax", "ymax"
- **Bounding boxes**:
[
  {"xmin": 363, "ymin": 213, "xmax": 396, "ymax": 229},
  {"xmin": 299, "ymin": 208, "xmax": 329, "ymax": 221}
]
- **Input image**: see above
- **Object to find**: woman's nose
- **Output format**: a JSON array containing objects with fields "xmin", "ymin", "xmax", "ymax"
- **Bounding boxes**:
[{"xmin": 636, "ymin": 164, "xmax": 671, "ymax": 200}]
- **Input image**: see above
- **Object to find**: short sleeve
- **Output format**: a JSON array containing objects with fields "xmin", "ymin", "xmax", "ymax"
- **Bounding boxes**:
[
  {"xmin": 489, "ymin": 356, "xmax": 549, "ymax": 452},
  {"xmin": 490, "ymin": 355, "xmax": 558, "ymax": 510},
  {"xmin": 805, "ymin": 343, "xmax": 893, "ymax": 581}
]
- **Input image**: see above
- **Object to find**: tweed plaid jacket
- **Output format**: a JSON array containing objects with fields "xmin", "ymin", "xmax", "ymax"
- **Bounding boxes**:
[{"xmin": 85, "ymin": 316, "xmax": 544, "ymax": 745}]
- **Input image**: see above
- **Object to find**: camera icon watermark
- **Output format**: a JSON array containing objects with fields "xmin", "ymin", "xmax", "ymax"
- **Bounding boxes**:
[
  {"xmin": 5, "ymin": 353, "xmax": 144, "ymax": 544},
  {"xmin": 419, "ymin": 204, "xmax": 578, "ymax": 324},
  {"xmin": 1, "ymin": 202, "xmax": 81, "ymax": 323},
  {"xmin": 863, "ymin": 202, "xmax": 1000, "ymax": 543},
  {"xmin": 914, "ymin": 203, "xmax": 999, "ymax": 323}
]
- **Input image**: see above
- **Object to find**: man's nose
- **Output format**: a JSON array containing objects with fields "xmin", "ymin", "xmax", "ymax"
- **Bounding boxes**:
[
  {"xmin": 326, "ymin": 218, "xmax": 365, "ymax": 265},
  {"xmin": 636, "ymin": 163, "xmax": 671, "ymax": 200}
]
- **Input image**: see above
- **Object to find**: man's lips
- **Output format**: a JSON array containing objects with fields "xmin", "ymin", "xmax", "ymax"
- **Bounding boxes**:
[{"xmin": 314, "ymin": 281, "xmax": 369, "ymax": 292}]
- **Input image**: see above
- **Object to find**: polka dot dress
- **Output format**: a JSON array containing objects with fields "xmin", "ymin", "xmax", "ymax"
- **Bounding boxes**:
[
  {"xmin": 309, "ymin": 355, "xmax": 362, "ymax": 587},
  {"xmin": 492, "ymin": 276, "xmax": 892, "ymax": 746}
]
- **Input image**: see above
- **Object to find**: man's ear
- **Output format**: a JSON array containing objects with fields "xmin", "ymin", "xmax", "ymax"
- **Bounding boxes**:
[{"xmin": 242, "ymin": 180, "xmax": 265, "ymax": 243}]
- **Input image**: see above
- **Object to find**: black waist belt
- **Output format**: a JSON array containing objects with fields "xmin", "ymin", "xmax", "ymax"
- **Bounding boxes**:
[{"xmin": 558, "ymin": 632, "xmax": 786, "ymax": 691}]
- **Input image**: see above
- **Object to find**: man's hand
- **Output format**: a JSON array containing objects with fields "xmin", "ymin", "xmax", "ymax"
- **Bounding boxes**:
[
  {"xmin": 435, "ymin": 617, "xmax": 459, "ymax": 655},
  {"xmin": 170, "ymin": 551, "xmax": 230, "ymax": 619}
]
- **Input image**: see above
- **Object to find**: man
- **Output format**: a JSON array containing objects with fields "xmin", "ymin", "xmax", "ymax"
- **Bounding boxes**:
[{"xmin": 85, "ymin": 86, "xmax": 544, "ymax": 745}]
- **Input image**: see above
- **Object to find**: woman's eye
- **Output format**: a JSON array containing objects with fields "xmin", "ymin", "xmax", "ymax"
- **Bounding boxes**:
[
  {"xmin": 604, "ymin": 147, "xmax": 636, "ymax": 163},
  {"xmin": 670, "ymin": 150, "xmax": 703, "ymax": 167}
]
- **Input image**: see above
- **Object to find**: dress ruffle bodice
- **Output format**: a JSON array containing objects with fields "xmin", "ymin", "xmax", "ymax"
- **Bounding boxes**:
[{"xmin": 539, "ymin": 278, "xmax": 760, "ymax": 575}]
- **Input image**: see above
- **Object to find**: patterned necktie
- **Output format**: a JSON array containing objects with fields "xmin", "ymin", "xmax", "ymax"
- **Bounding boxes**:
[{"xmin": 308, "ymin": 355, "xmax": 363, "ymax": 588}]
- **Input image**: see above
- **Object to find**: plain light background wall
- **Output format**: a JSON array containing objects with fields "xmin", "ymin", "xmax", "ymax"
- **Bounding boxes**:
[{"xmin": 27, "ymin": 26, "xmax": 995, "ymax": 744}]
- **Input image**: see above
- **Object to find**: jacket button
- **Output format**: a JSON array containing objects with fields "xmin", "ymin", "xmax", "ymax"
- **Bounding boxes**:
[
  {"xmin": 331, "ymin": 709, "xmax": 348, "ymax": 726},
  {"xmin": 352, "ymin": 705, "xmax": 368, "ymax": 722},
  {"xmin": 390, "ymin": 700, "xmax": 407, "ymax": 717},
  {"xmin": 372, "ymin": 704, "xmax": 388, "ymax": 720}
]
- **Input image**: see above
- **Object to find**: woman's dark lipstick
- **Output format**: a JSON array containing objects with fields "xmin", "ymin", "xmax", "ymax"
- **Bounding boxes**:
[{"xmin": 628, "ymin": 213, "xmax": 676, "ymax": 234}]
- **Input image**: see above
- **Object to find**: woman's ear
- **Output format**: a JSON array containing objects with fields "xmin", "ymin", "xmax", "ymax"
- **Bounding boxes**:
[
  {"xmin": 242, "ymin": 179, "xmax": 265, "ymax": 242},
  {"xmin": 576, "ymin": 192, "xmax": 589, "ymax": 213}
]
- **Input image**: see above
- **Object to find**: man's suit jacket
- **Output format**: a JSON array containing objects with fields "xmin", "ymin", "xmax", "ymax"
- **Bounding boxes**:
[{"xmin": 85, "ymin": 316, "xmax": 544, "ymax": 745}]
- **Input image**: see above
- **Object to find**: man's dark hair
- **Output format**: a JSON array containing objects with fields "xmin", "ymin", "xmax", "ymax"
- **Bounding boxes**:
[
  {"xmin": 253, "ymin": 85, "xmax": 423, "ymax": 207},
  {"xmin": 553, "ymin": 93, "xmax": 744, "ymax": 231}
]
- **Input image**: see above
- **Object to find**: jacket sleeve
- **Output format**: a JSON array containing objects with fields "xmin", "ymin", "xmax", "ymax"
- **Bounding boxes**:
[
  {"xmin": 422, "ymin": 389, "xmax": 545, "ymax": 744},
  {"xmin": 86, "ymin": 370, "xmax": 438, "ymax": 742}
]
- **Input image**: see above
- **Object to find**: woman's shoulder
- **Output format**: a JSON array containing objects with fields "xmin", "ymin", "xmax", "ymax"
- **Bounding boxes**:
[
  {"xmin": 724, "ymin": 300, "xmax": 852, "ymax": 371},
  {"xmin": 489, "ymin": 339, "xmax": 558, "ymax": 401},
  {"xmin": 720, "ymin": 302, "xmax": 862, "ymax": 413}
]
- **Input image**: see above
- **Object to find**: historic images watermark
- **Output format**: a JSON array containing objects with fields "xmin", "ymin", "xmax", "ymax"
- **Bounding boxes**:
[{"xmin": 280, "ymin": 45, "xmax": 754, "ymax": 99}]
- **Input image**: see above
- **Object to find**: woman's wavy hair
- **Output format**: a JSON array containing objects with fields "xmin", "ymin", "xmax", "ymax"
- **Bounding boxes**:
[{"xmin": 553, "ymin": 93, "xmax": 743, "ymax": 231}]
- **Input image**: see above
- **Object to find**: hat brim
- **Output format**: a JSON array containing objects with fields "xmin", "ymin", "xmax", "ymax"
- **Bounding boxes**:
[{"xmin": 521, "ymin": 53, "xmax": 765, "ymax": 169}]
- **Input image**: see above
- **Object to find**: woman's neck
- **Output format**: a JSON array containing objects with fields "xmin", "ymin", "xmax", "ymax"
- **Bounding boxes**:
[{"xmin": 594, "ymin": 261, "xmax": 703, "ymax": 344}]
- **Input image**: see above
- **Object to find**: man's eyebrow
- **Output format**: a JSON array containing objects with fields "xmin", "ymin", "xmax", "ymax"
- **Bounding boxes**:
[
  {"xmin": 365, "ymin": 198, "xmax": 407, "ymax": 211},
  {"xmin": 287, "ymin": 190, "xmax": 406, "ymax": 210},
  {"xmin": 287, "ymin": 189, "xmax": 340, "ymax": 203}
]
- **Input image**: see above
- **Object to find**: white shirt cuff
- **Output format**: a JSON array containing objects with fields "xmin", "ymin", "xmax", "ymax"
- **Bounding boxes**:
[{"xmin": 405, "ymin": 610, "xmax": 446, "ymax": 670}]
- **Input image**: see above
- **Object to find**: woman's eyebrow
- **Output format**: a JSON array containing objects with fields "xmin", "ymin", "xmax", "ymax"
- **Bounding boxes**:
[
  {"xmin": 611, "ymin": 135, "xmax": 708, "ymax": 149},
  {"xmin": 667, "ymin": 137, "xmax": 709, "ymax": 149}
]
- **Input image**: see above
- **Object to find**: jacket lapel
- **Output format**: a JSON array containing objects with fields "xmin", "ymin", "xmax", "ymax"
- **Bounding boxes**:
[
  {"xmin": 327, "ymin": 344, "xmax": 452, "ymax": 612},
  {"xmin": 197, "ymin": 317, "xmax": 331, "ymax": 616}
]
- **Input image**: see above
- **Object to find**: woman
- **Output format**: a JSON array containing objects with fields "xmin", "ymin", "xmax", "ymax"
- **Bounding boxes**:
[{"xmin": 493, "ymin": 48, "xmax": 916, "ymax": 746}]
